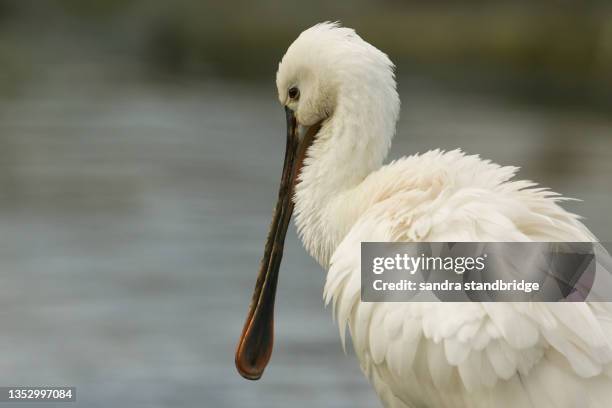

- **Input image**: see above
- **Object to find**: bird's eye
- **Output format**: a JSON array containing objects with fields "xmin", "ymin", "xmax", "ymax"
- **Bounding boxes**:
[{"xmin": 288, "ymin": 87, "xmax": 299, "ymax": 100}]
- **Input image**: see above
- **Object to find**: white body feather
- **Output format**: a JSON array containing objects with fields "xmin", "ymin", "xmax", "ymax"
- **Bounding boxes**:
[{"xmin": 277, "ymin": 23, "xmax": 612, "ymax": 408}]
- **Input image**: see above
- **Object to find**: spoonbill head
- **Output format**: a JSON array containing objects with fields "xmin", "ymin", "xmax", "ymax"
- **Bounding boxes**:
[
  {"xmin": 236, "ymin": 22, "xmax": 612, "ymax": 408},
  {"xmin": 235, "ymin": 22, "xmax": 399, "ymax": 380}
]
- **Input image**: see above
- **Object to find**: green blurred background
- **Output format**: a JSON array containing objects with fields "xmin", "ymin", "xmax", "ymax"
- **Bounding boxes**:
[
  {"xmin": 2, "ymin": 0, "xmax": 612, "ymax": 106},
  {"xmin": 0, "ymin": 1, "xmax": 610, "ymax": 407}
]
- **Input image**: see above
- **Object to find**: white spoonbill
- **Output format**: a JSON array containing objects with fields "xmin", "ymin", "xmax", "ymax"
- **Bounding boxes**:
[{"xmin": 235, "ymin": 22, "xmax": 612, "ymax": 408}]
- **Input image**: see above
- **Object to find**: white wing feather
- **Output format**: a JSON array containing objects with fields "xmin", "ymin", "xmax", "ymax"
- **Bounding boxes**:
[{"xmin": 323, "ymin": 151, "xmax": 612, "ymax": 408}]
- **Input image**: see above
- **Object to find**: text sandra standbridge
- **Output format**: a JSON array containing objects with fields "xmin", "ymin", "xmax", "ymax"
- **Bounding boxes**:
[{"xmin": 360, "ymin": 242, "xmax": 612, "ymax": 302}]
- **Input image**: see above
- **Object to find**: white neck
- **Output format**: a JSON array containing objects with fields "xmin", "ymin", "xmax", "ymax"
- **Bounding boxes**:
[{"xmin": 293, "ymin": 83, "xmax": 399, "ymax": 267}]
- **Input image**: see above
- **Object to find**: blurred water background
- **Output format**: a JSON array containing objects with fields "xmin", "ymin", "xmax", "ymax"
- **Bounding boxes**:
[{"xmin": 0, "ymin": 1, "xmax": 610, "ymax": 407}]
